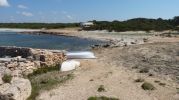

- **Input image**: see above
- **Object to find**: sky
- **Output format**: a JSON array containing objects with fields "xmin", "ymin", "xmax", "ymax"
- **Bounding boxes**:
[{"xmin": 0, "ymin": 0, "xmax": 179, "ymax": 23}]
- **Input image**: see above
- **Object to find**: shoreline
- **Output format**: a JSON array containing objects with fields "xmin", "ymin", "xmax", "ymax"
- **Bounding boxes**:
[
  {"xmin": 1, "ymin": 28, "xmax": 179, "ymax": 49},
  {"xmin": 1, "ymin": 28, "xmax": 179, "ymax": 48},
  {"xmin": 0, "ymin": 28, "xmax": 179, "ymax": 100}
]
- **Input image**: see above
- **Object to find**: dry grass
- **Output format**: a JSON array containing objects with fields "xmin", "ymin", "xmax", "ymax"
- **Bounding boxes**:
[{"xmin": 27, "ymin": 65, "xmax": 73, "ymax": 100}]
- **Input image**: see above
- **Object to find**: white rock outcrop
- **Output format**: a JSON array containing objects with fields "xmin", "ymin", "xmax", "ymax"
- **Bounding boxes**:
[
  {"xmin": 0, "ymin": 77, "xmax": 31, "ymax": 100},
  {"xmin": 61, "ymin": 60, "xmax": 80, "ymax": 72}
]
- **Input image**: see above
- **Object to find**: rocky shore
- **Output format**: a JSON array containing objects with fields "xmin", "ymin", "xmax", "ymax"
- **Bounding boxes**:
[
  {"xmin": 1, "ymin": 29, "xmax": 179, "ymax": 100},
  {"xmin": 0, "ymin": 46, "xmax": 66, "ymax": 100},
  {"xmin": 20, "ymin": 29, "xmax": 179, "ymax": 49}
]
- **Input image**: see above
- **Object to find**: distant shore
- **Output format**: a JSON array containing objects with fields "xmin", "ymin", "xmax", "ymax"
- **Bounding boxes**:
[{"xmin": 1, "ymin": 28, "xmax": 179, "ymax": 46}]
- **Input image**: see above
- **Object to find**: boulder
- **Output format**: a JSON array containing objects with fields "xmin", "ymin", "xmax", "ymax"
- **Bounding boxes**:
[
  {"xmin": 10, "ymin": 77, "xmax": 31, "ymax": 100},
  {"xmin": 0, "ymin": 77, "xmax": 31, "ymax": 100}
]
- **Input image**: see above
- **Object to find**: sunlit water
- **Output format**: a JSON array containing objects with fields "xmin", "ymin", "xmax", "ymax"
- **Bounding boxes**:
[{"xmin": 0, "ymin": 32, "xmax": 105, "ymax": 50}]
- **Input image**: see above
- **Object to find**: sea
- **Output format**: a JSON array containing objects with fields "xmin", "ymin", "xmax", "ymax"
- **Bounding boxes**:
[{"xmin": 0, "ymin": 31, "xmax": 105, "ymax": 51}]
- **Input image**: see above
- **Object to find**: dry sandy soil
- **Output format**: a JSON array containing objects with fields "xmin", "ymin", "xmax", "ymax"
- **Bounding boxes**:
[
  {"xmin": 38, "ymin": 42, "xmax": 179, "ymax": 100},
  {"xmin": 35, "ymin": 29, "xmax": 179, "ymax": 100}
]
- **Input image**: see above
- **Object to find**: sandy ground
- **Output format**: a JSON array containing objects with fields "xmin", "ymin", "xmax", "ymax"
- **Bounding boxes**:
[
  {"xmin": 1, "ymin": 28, "xmax": 179, "ymax": 100},
  {"xmin": 37, "ymin": 29, "xmax": 179, "ymax": 100},
  {"xmin": 38, "ymin": 43, "xmax": 179, "ymax": 100},
  {"xmin": 41, "ymin": 29, "xmax": 179, "ymax": 44}
]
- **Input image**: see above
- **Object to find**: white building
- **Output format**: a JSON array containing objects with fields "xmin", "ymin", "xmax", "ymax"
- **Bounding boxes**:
[{"xmin": 80, "ymin": 22, "xmax": 94, "ymax": 28}]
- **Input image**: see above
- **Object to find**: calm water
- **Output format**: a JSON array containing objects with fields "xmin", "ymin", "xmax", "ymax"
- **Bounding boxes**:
[{"xmin": 0, "ymin": 32, "xmax": 105, "ymax": 50}]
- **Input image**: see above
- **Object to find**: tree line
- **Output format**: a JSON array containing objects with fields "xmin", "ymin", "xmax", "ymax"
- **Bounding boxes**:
[
  {"xmin": 84, "ymin": 16, "xmax": 179, "ymax": 32},
  {"xmin": 0, "ymin": 23, "xmax": 79, "ymax": 29},
  {"xmin": 0, "ymin": 16, "xmax": 179, "ymax": 31}
]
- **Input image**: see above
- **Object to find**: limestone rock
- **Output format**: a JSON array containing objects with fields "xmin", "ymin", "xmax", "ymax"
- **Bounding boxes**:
[
  {"xmin": 61, "ymin": 60, "xmax": 80, "ymax": 72},
  {"xmin": 0, "ymin": 78, "xmax": 31, "ymax": 100},
  {"xmin": 10, "ymin": 77, "xmax": 31, "ymax": 100},
  {"xmin": 12, "ymin": 70, "xmax": 22, "ymax": 77},
  {"xmin": 0, "ymin": 83, "xmax": 11, "ymax": 93},
  {"xmin": 0, "ymin": 93, "xmax": 14, "ymax": 100}
]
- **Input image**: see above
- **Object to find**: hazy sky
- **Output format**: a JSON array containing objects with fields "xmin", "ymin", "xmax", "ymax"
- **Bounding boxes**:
[{"xmin": 0, "ymin": 0, "xmax": 179, "ymax": 23}]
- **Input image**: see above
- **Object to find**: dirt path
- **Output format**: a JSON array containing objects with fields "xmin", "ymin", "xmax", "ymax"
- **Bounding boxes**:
[{"xmin": 38, "ymin": 45, "xmax": 179, "ymax": 100}]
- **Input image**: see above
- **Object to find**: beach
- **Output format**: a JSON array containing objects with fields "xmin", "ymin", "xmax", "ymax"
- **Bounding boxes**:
[
  {"xmin": 38, "ymin": 42, "xmax": 179, "ymax": 100},
  {"xmin": 0, "ymin": 28, "xmax": 179, "ymax": 100}
]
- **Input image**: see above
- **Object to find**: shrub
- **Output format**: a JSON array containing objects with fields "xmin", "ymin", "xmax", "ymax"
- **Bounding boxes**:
[
  {"xmin": 89, "ymin": 79, "xmax": 94, "ymax": 81},
  {"xmin": 159, "ymin": 83, "xmax": 166, "ymax": 86},
  {"xmin": 135, "ymin": 78, "xmax": 144, "ymax": 82},
  {"xmin": 88, "ymin": 96, "xmax": 119, "ymax": 100},
  {"xmin": 97, "ymin": 85, "xmax": 106, "ymax": 92},
  {"xmin": 154, "ymin": 80, "xmax": 160, "ymax": 83},
  {"xmin": 148, "ymin": 73, "xmax": 154, "ymax": 76},
  {"xmin": 2, "ymin": 74, "xmax": 12, "ymax": 83},
  {"xmin": 177, "ymin": 51, "xmax": 179, "ymax": 56},
  {"xmin": 27, "ymin": 65, "xmax": 60, "ymax": 77},
  {"xmin": 141, "ymin": 82, "xmax": 155, "ymax": 90},
  {"xmin": 139, "ymin": 68, "xmax": 149, "ymax": 73},
  {"xmin": 27, "ymin": 65, "xmax": 73, "ymax": 100},
  {"xmin": 176, "ymin": 88, "xmax": 179, "ymax": 94}
]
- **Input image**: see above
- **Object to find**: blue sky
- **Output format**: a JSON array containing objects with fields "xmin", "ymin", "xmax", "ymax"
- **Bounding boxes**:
[{"xmin": 0, "ymin": 0, "xmax": 179, "ymax": 23}]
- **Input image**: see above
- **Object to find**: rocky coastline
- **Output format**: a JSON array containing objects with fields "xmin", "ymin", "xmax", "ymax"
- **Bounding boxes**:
[
  {"xmin": 0, "ymin": 46, "xmax": 66, "ymax": 100},
  {"xmin": 19, "ymin": 29, "xmax": 179, "ymax": 50}
]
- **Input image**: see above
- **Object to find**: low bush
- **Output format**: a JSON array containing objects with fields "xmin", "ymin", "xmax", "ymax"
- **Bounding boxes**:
[
  {"xmin": 141, "ymin": 82, "xmax": 155, "ymax": 90},
  {"xmin": 139, "ymin": 68, "xmax": 149, "ymax": 73},
  {"xmin": 97, "ymin": 85, "xmax": 106, "ymax": 92},
  {"xmin": 154, "ymin": 80, "xmax": 160, "ymax": 83},
  {"xmin": 2, "ymin": 74, "xmax": 12, "ymax": 83},
  {"xmin": 27, "ymin": 65, "xmax": 73, "ymax": 100},
  {"xmin": 135, "ymin": 78, "xmax": 144, "ymax": 82},
  {"xmin": 27, "ymin": 65, "xmax": 60, "ymax": 77},
  {"xmin": 88, "ymin": 96, "xmax": 119, "ymax": 100},
  {"xmin": 159, "ymin": 83, "xmax": 166, "ymax": 86}
]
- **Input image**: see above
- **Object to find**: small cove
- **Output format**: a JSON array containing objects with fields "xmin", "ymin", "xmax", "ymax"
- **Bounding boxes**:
[{"xmin": 0, "ymin": 32, "xmax": 105, "ymax": 51}]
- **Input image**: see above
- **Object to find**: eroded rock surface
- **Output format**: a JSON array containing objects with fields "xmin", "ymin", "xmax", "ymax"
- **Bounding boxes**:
[
  {"xmin": 0, "ymin": 46, "xmax": 66, "ymax": 100},
  {"xmin": 0, "ymin": 77, "xmax": 31, "ymax": 100}
]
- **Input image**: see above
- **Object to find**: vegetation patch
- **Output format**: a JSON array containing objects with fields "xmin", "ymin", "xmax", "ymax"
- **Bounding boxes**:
[
  {"xmin": 176, "ymin": 88, "xmax": 179, "ymax": 94},
  {"xmin": 154, "ymin": 80, "xmax": 166, "ymax": 86},
  {"xmin": 148, "ymin": 73, "xmax": 154, "ymax": 76},
  {"xmin": 139, "ymin": 68, "xmax": 149, "ymax": 73},
  {"xmin": 27, "ymin": 65, "xmax": 60, "ymax": 76},
  {"xmin": 88, "ymin": 96, "xmax": 119, "ymax": 100},
  {"xmin": 159, "ymin": 83, "xmax": 166, "ymax": 86},
  {"xmin": 154, "ymin": 80, "xmax": 160, "ymax": 83},
  {"xmin": 0, "ymin": 23, "xmax": 79, "ymax": 29},
  {"xmin": 2, "ymin": 74, "xmax": 12, "ymax": 83},
  {"xmin": 27, "ymin": 65, "xmax": 73, "ymax": 100},
  {"xmin": 97, "ymin": 85, "xmax": 106, "ymax": 92},
  {"xmin": 135, "ymin": 78, "xmax": 145, "ymax": 83},
  {"xmin": 90, "ymin": 79, "xmax": 94, "ymax": 81},
  {"xmin": 141, "ymin": 82, "xmax": 155, "ymax": 90},
  {"xmin": 177, "ymin": 51, "xmax": 179, "ymax": 56}
]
